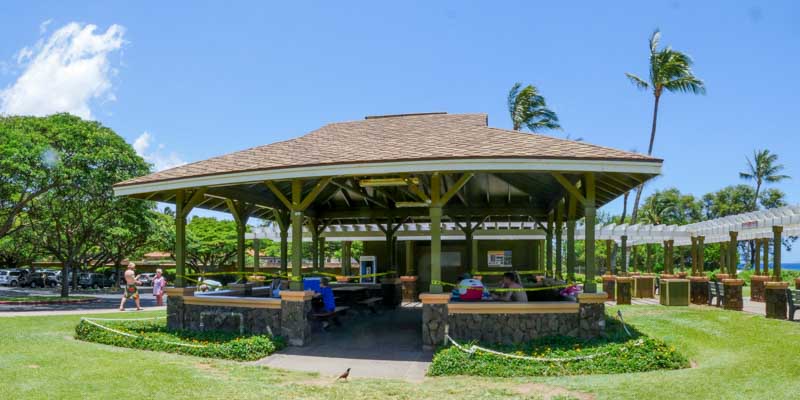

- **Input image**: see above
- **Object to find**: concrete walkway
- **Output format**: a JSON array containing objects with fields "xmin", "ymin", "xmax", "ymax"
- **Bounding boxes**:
[{"xmin": 255, "ymin": 306, "xmax": 432, "ymax": 381}]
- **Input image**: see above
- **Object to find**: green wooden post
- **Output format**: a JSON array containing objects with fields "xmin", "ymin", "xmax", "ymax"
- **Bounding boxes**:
[
  {"xmin": 555, "ymin": 200, "xmax": 564, "ymax": 279},
  {"xmin": 464, "ymin": 228, "xmax": 474, "ymax": 274},
  {"xmin": 728, "ymin": 231, "xmax": 738, "ymax": 277},
  {"xmin": 646, "ymin": 243, "xmax": 653, "ymax": 273},
  {"xmin": 773, "ymin": 226, "xmax": 783, "ymax": 280},
  {"xmin": 620, "ymin": 235, "xmax": 628, "ymax": 275},
  {"xmin": 719, "ymin": 242, "xmax": 727, "ymax": 274},
  {"xmin": 405, "ymin": 240, "xmax": 414, "ymax": 276},
  {"xmin": 546, "ymin": 213, "xmax": 553, "ymax": 276},
  {"xmin": 697, "ymin": 236, "xmax": 705, "ymax": 274},
  {"xmin": 754, "ymin": 238, "xmax": 761, "ymax": 275},
  {"xmin": 566, "ymin": 194, "xmax": 576, "ymax": 281},
  {"xmin": 342, "ymin": 241, "xmax": 352, "ymax": 276},
  {"xmin": 430, "ymin": 207, "xmax": 442, "ymax": 293},
  {"xmin": 584, "ymin": 172, "xmax": 597, "ymax": 292},
  {"xmin": 290, "ymin": 180, "xmax": 304, "ymax": 291},
  {"xmin": 531, "ymin": 237, "xmax": 539, "ymax": 271},
  {"xmin": 385, "ymin": 228, "xmax": 394, "ymax": 272},
  {"xmin": 763, "ymin": 238, "xmax": 769, "ymax": 276},
  {"xmin": 253, "ymin": 238, "xmax": 260, "ymax": 272},
  {"xmin": 318, "ymin": 236, "xmax": 326, "ymax": 272},
  {"xmin": 471, "ymin": 237, "xmax": 479, "ymax": 275},
  {"xmin": 605, "ymin": 240, "xmax": 613, "ymax": 275},
  {"xmin": 280, "ymin": 228, "xmax": 288, "ymax": 275},
  {"xmin": 663, "ymin": 240, "xmax": 670, "ymax": 274},
  {"xmin": 236, "ymin": 221, "xmax": 246, "ymax": 276},
  {"xmin": 175, "ymin": 191, "xmax": 187, "ymax": 288}
]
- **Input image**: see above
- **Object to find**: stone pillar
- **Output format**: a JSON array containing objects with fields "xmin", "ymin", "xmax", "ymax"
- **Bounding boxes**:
[
  {"xmin": 615, "ymin": 276, "xmax": 632, "ymax": 305},
  {"xmin": 280, "ymin": 291, "xmax": 313, "ymax": 346},
  {"xmin": 765, "ymin": 281, "xmax": 789, "ymax": 319},
  {"xmin": 165, "ymin": 287, "xmax": 194, "ymax": 330},
  {"xmin": 602, "ymin": 275, "xmax": 616, "ymax": 300},
  {"xmin": 577, "ymin": 292, "xmax": 607, "ymax": 339},
  {"xmin": 728, "ymin": 231, "xmax": 738, "ymax": 277},
  {"xmin": 400, "ymin": 275, "xmax": 418, "ymax": 303},
  {"xmin": 722, "ymin": 279, "xmax": 744, "ymax": 311},
  {"xmin": 420, "ymin": 293, "xmax": 450, "ymax": 350},
  {"xmin": 750, "ymin": 275, "xmax": 769, "ymax": 302},
  {"xmin": 689, "ymin": 276, "xmax": 709, "ymax": 305}
]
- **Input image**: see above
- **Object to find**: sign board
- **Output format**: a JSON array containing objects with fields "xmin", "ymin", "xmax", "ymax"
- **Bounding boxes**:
[{"xmin": 487, "ymin": 250, "xmax": 512, "ymax": 267}]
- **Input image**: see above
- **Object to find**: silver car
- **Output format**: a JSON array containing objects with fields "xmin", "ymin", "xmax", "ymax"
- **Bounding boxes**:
[{"xmin": 0, "ymin": 269, "xmax": 28, "ymax": 287}]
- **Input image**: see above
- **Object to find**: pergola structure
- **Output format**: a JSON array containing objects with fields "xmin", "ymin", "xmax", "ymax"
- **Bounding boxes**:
[{"xmin": 115, "ymin": 112, "xmax": 661, "ymax": 294}]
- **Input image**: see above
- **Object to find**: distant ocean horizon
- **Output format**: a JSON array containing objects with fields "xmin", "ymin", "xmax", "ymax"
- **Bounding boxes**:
[{"xmin": 782, "ymin": 263, "xmax": 800, "ymax": 271}]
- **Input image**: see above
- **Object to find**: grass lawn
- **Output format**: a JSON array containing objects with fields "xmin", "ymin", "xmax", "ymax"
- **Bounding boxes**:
[{"xmin": 1, "ymin": 306, "xmax": 799, "ymax": 400}]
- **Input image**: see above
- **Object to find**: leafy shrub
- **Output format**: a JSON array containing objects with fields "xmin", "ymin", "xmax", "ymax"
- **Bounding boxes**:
[
  {"xmin": 428, "ymin": 317, "xmax": 688, "ymax": 377},
  {"xmin": 75, "ymin": 319, "xmax": 284, "ymax": 361}
]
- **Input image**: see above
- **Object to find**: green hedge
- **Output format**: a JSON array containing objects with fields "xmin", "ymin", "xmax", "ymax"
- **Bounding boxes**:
[
  {"xmin": 428, "ymin": 318, "xmax": 687, "ymax": 377},
  {"xmin": 75, "ymin": 319, "xmax": 284, "ymax": 361}
]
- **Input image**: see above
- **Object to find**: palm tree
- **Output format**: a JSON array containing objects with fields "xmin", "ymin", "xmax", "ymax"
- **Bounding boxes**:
[
  {"xmin": 739, "ymin": 149, "xmax": 789, "ymax": 271},
  {"xmin": 739, "ymin": 149, "xmax": 790, "ymax": 210},
  {"xmin": 625, "ymin": 29, "xmax": 705, "ymax": 224},
  {"xmin": 507, "ymin": 82, "xmax": 561, "ymax": 132}
]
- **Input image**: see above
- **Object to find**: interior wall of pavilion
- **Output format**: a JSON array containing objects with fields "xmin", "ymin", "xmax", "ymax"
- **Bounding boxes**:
[{"xmin": 364, "ymin": 239, "xmax": 543, "ymax": 290}]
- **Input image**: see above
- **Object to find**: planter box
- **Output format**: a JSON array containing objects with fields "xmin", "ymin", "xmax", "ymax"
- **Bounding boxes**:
[
  {"xmin": 660, "ymin": 279, "xmax": 690, "ymax": 306},
  {"xmin": 633, "ymin": 276, "xmax": 655, "ymax": 298}
]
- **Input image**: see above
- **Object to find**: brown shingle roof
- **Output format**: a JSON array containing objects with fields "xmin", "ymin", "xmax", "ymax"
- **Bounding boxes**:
[{"xmin": 116, "ymin": 113, "xmax": 659, "ymax": 187}]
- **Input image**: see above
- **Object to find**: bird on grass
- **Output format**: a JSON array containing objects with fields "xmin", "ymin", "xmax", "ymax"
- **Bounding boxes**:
[{"xmin": 336, "ymin": 368, "xmax": 351, "ymax": 382}]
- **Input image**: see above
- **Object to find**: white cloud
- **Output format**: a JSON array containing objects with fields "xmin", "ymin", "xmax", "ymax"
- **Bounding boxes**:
[
  {"xmin": 0, "ymin": 22, "xmax": 125, "ymax": 119},
  {"xmin": 133, "ymin": 131, "xmax": 187, "ymax": 172},
  {"xmin": 39, "ymin": 19, "xmax": 52, "ymax": 34}
]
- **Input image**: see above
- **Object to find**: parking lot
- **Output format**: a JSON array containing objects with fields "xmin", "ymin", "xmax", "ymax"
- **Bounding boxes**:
[{"xmin": 0, "ymin": 286, "xmax": 161, "ymax": 313}]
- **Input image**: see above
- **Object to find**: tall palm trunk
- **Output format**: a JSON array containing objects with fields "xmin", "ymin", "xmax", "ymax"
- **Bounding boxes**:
[{"xmin": 631, "ymin": 93, "xmax": 661, "ymax": 224}]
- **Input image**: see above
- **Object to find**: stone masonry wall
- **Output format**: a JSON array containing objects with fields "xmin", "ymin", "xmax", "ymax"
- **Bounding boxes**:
[
  {"xmin": 281, "ymin": 299, "xmax": 312, "ymax": 346},
  {"xmin": 423, "ymin": 301, "xmax": 606, "ymax": 348},
  {"xmin": 166, "ymin": 295, "xmax": 186, "ymax": 330},
  {"xmin": 183, "ymin": 304, "xmax": 281, "ymax": 336},
  {"xmin": 448, "ymin": 312, "xmax": 580, "ymax": 345},
  {"xmin": 422, "ymin": 303, "xmax": 447, "ymax": 349}
]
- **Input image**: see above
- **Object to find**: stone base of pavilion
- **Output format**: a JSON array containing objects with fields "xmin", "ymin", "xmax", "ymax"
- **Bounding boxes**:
[
  {"xmin": 750, "ymin": 275, "xmax": 770, "ymax": 302},
  {"xmin": 688, "ymin": 276, "xmax": 709, "ymax": 305},
  {"xmin": 632, "ymin": 275, "xmax": 655, "ymax": 299},
  {"xmin": 420, "ymin": 292, "xmax": 606, "ymax": 350},
  {"xmin": 722, "ymin": 279, "xmax": 744, "ymax": 311},
  {"xmin": 765, "ymin": 281, "xmax": 790, "ymax": 319},
  {"xmin": 615, "ymin": 277, "xmax": 632, "ymax": 305}
]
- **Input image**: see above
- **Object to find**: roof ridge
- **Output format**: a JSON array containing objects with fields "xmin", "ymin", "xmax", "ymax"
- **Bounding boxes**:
[{"xmin": 483, "ymin": 126, "xmax": 660, "ymax": 161}]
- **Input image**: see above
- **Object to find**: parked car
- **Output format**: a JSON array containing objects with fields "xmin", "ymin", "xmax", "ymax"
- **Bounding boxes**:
[
  {"xmin": 0, "ymin": 269, "xmax": 29, "ymax": 287},
  {"xmin": 138, "ymin": 273, "xmax": 156, "ymax": 286},
  {"xmin": 27, "ymin": 271, "xmax": 59, "ymax": 288},
  {"xmin": 78, "ymin": 273, "xmax": 116, "ymax": 289}
]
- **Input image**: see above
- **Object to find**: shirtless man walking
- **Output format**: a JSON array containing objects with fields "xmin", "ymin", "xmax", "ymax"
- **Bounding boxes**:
[{"xmin": 119, "ymin": 262, "xmax": 142, "ymax": 311}]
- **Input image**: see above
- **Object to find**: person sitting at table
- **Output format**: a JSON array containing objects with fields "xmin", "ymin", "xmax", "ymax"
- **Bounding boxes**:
[{"xmin": 492, "ymin": 272, "xmax": 528, "ymax": 303}]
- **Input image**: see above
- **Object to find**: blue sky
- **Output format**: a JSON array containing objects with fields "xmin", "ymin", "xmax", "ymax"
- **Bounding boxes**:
[{"xmin": 1, "ymin": 2, "xmax": 799, "ymax": 255}]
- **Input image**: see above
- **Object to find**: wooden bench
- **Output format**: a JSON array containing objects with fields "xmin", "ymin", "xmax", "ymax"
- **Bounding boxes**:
[
  {"xmin": 787, "ymin": 289, "xmax": 800, "ymax": 321},
  {"xmin": 312, "ymin": 306, "xmax": 350, "ymax": 330},
  {"xmin": 356, "ymin": 297, "xmax": 383, "ymax": 314},
  {"xmin": 708, "ymin": 281, "xmax": 724, "ymax": 307}
]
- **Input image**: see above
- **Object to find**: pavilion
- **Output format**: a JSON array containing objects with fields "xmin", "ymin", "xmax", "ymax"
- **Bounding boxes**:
[{"xmin": 114, "ymin": 112, "xmax": 662, "ymax": 346}]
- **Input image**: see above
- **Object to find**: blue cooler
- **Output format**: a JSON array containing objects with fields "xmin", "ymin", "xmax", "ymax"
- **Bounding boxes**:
[{"xmin": 303, "ymin": 277, "xmax": 322, "ymax": 293}]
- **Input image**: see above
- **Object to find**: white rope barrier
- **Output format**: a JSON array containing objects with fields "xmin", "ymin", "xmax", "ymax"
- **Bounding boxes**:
[
  {"xmin": 444, "ymin": 334, "xmax": 609, "ymax": 362},
  {"xmin": 80, "ymin": 317, "xmax": 207, "ymax": 349}
]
